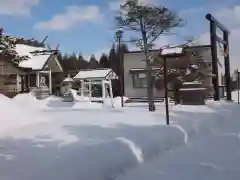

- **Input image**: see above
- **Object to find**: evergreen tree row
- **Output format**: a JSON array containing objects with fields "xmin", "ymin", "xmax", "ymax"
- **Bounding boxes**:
[
  {"xmin": 58, "ymin": 43, "xmax": 129, "ymax": 78},
  {"xmin": 57, "ymin": 43, "xmax": 129, "ymax": 96}
]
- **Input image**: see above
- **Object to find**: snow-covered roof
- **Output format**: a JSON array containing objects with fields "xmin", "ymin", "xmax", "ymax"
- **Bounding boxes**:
[
  {"xmin": 16, "ymin": 44, "xmax": 51, "ymax": 70},
  {"xmin": 180, "ymin": 87, "xmax": 206, "ymax": 91},
  {"xmin": 15, "ymin": 44, "xmax": 45, "ymax": 57},
  {"xmin": 74, "ymin": 68, "xmax": 118, "ymax": 80},
  {"xmin": 129, "ymin": 67, "xmax": 161, "ymax": 72},
  {"xmin": 161, "ymin": 47, "xmax": 183, "ymax": 55},
  {"xmin": 183, "ymin": 81, "xmax": 202, "ymax": 85},
  {"xmin": 63, "ymin": 77, "xmax": 74, "ymax": 82},
  {"xmin": 19, "ymin": 54, "xmax": 51, "ymax": 70}
]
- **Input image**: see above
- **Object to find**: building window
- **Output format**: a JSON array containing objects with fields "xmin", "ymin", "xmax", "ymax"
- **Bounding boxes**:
[{"xmin": 132, "ymin": 73, "xmax": 147, "ymax": 88}]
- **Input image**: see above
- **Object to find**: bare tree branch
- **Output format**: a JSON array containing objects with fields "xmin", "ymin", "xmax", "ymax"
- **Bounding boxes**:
[{"xmin": 115, "ymin": 0, "xmax": 184, "ymax": 51}]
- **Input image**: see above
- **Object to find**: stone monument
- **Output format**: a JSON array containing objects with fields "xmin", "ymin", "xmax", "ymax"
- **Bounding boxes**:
[
  {"xmin": 61, "ymin": 76, "xmax": 75, "ymax": 102},
  {"xmin": 35, "ymin": 76, "xmax": 50, "ymax": 100}
]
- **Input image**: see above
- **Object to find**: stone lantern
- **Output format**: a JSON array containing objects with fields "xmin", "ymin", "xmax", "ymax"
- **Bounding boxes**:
[{"xmin": 61, "ymin": 74, "xmax": 74, "ymax": 102}]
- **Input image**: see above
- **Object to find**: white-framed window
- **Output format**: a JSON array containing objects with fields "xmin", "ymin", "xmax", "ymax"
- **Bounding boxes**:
[{"xmin": 132, "ymin": 73, "xmax": 147, "ymax": 88}]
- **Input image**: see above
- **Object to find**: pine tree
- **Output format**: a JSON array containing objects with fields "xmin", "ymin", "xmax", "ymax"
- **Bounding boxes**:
[
  {"xmin": 57, "ymin": 52, "xmax": 63, "ymax": 61},
  {"xmin": 108, "ymin": 44, "xmax": 117, "ymax": 72},
  {"xmin": 108, "ymin": 44, "xmax": 124, "ymax": 96},
  {"xmin": 0, "ymin": 28, "xmax": 29, "ymax": 63},
  {"xmin": 87, "ymin": 55, "xmax": 100, "ymax": 69},
  {"xmin": 115, "ymin": 43, "xmax": 129, "ymax": 76},
  {"xmin": 68, "ymin": 53, "xmax": 79, "ymax": 72},
  {"xmin": 120, "ymin": 43, "xmax": 129, "ymax": 53},
  {"xmin": 78, "ymin": 53, "xmax": 89, "ymax": 69},
  {"xmin": 62, "ymin": 53, "xmax": 68, "ymax": 61},
  {"xmin": 99, "ymin": 53, "xmax": 109, "ymax": 68},
  {"xmin": 60, "ymin": 53, "xmax": 70, "ymax": 72},
  {"xmin": 116, "ymin": 0, "xmax": 183, "ymax": 111}
]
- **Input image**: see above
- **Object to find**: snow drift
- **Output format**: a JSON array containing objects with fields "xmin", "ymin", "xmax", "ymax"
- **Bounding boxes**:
[
  {"xmin": 1, "ymin": 91, "xmax": 240, "ymax": 180},
  {"xmin": 0, "ymin": 94, "xmax": 50, "ymax": 134},
  {"xmin": 116, "ymin": 102, "xmax": 240, "ymax": 180}
]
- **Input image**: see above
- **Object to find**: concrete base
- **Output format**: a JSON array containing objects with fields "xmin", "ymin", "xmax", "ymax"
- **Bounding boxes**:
[
  {"xmin": 62, "ymin": 92, "xmax": 75, "ymax": 102},
  {"xmin": 34, "ymin": 86, "xmax": 50, "ymax": 100}
]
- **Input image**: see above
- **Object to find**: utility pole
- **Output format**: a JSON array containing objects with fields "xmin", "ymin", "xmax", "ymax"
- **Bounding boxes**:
[
  {"xmin": 116, "ymin": 28, "xmax": 124, "ymax": 107},
  {"xmin": 163, "ymin": 57, "xmax": 170, "ymax": 125}
]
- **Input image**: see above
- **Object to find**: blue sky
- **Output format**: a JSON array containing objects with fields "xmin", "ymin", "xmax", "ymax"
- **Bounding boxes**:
[{"xmin": 0, "ymin": 0, "xmax": 240, "ymax": 66}]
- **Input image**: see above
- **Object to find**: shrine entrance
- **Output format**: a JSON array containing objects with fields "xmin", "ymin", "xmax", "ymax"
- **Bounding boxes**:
[
  {"xmin": 206, "ymin": 13, "xmax": 231, "ymax": 101},
  {"xmin": 73, "ymin": 69, "xmax": 118, "ymax": 108}
]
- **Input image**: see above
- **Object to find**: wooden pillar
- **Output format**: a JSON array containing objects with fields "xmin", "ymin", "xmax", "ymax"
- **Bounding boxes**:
[
  {"xmin": 49, "ymin": 69, "xmax": 52, "ymax": 94},
  {"xmin": 24, "ymin": 74, "xmax": 29, "ymax": 92},
  {"xmin": 223, "ymin": 32, "xmax": 231, "ymax": 101},
  {"xmin": 27, "ymin": 74, "xmax": 30, "ymax": 92},
  {"xmin": 36, "ymin": 72, "xmax": 40, "ymax": 87},
  {"xmin": 21, "ymin": 76, "xmax": 24, "ymax": 92},
  {"xmin": 81, "ymin": 80, "xmax": 84, "ymax": 97},
  {"xmin": 16, "ymin": 74, "xmax": 21, "ymax": 92},
  {"xmin": 102, "ymin": 80, "xmax": 106, "ymax": 103},
  {"xmin": 88, "ymin": 80, "xmax": 92, "ymax": 102},
  {"xmin": 108, "ymin": 80, "xmax": 115, "ymax": 108},
  {"xmin": 210, "ymin": 21, "xmax": 220, "ymax": 101}
]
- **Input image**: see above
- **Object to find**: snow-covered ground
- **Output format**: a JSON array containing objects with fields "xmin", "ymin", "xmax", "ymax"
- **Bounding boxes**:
[{"xmin": 0, "ymin": 92, "xmax": 240, "ymax": 180}]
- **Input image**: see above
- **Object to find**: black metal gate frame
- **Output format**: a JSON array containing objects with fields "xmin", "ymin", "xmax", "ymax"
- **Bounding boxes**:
[{"xmin": 206, "ymin": 14, "xmax": 231, "ymax": 101}]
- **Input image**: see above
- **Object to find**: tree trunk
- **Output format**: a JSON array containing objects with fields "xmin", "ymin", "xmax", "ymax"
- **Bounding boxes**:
[{"xmin": 141, "ymin": 27, "xmax": 155, "ymax": 111}]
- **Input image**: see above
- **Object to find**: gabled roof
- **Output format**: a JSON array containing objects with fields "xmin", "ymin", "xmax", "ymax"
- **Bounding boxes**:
[
  {"xmin": 74, "ymin": 68, "xmax": 118, "ymax": 80},
  {"xmin": 16, "ymin": 44, "xmax": 51, "ymax": 70},
  {"xmin": 15, "ymin": 44, "xmax": 62, "ymax": 72},
  {"xmin": 19, "ymin": 54, "xmax": 51, "ymax": 70},
  {"xmin": 1, "ymin": 35, "xmax": 62, "ymax": 71}
]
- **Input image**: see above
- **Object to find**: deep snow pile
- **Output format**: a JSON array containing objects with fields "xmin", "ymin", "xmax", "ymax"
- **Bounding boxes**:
[
  {"xmin": 232, "ymin": 90, "xmax": 240, "ymax": 102},
  {"xmin": 116, "ymin": 102, "xmax": 240, "ymax": 180},
  {"xmin": 71, "ymin": 88, "xmax": 129, "ymax": 108},
  {"xmin": 0, "ymin": 94, "xmax": 50, "ymax": 134},
  {"xmin": 13, "ymin": 91, "xmax": 129, "ymax": 110},
  {"xmin": 13, "ymin": 92, "xmax": 64, "ymax": 109},
  {"xmin": 1, "ymin": 93, "xmax": 238, "ymax": 180}
]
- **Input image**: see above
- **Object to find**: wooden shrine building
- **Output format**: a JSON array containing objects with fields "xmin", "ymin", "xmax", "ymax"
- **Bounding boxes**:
[
  {"xmin": 73, "ymin": 68, "xmax": 118, "ymax": 107},
  {"xmin": 0, "ymin": 38, "xmax": 63, "ymax": 96}
]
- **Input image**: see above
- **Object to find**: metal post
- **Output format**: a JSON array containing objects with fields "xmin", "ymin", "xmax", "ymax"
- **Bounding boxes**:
[
  {"xmin": 142, "ymin": 30, "xmax": 155, "ymax": 111},
  {"xmin": 116, "ymin": 29, "xmax": 124, "ymax": 107},
  {"xmin": 209, "ymin": 21, "xmax": 220, "ymax": 101},
  {"xmin": 49, "ymin": 69, "xmax": 52, "ymax": 95},
  {"xmin": 36, "ymin": 72, "xmax": 40, "ymax": 87},
  {"xmin": 163, "ymin": 57, "xmax": 170, "ymax": 125},
  {"xmin": 118, "ymin": 37, "xmax": 124, "ymax": 107},
  {"xmin": 223, "ymin": 32, "xmax": 231, "ymax": 101}
]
